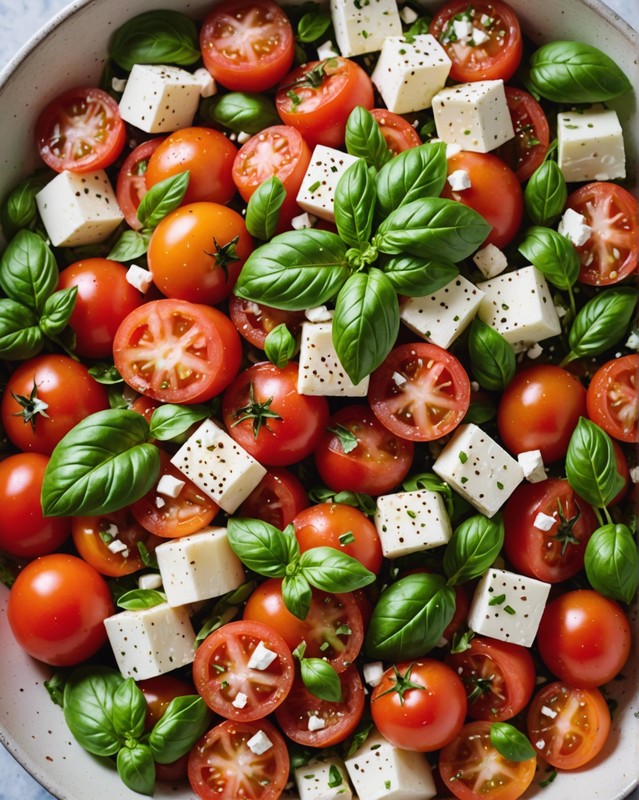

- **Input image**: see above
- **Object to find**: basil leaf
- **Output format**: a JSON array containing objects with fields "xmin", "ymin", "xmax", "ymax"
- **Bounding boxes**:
[
  {"xmin": 526, "ymin": 41, "xmax": 632, "ymax": 103},
  {"xmin": 327, "ymin": 424, "xmax": 358, "ymax": 454},
  {"xmin": 490, "ymin": 723, "xmax": 536, "ymax": 762},
  {"xmin": 565, "ymin": 418, "xmax": 624, "ymax": 508},
  {"xmin": 308, "ymin": 486, "xmax": 377, "ymax": 516},
  {"xmin": 565, "ymin": 288, "xmax": 637, "ymax": 362},
  {"xmin": 344, "ymin": 106, "xmax": 392, "ymax": 170},
  {"xmin": 299, "ymin": 546, "xmax": 376, "ymax": 592},
  {"xmin": 518, "ymin": 226, "xmax": 579, "ymax": 290},
  {"xmin": 0, "ymin": 298, "xmax": 44, "ymax": 360},
  {"xmin": 345, "ymin": 722, "xmax": 373, "ymax": 758},
  {"xmin": 381, "ymin": 255, "xmax": 458, "ymax": 297},
  {"xmin": 107, "ymin": 229, "xmax": 151, "ymax": 262},
  {"xmin": 88, "ymin": 363, "xmax": 123, "ymax": 385},
  {"xmin": 524, "ymin": 160, "xmax": 567, "ymax": 226},
  {"xmin": 117, "ymin": 589, "xmax": 167, "ymax": 610},
  {"xmin": 375, "ymin": 142, "xmax": 447, "ymax": 217},
  {"xmin": 227, "ymin": 517, "xmax": 297, "ymax": 577},
  {"xmin": 444, "ymin": 514, "xmax": 505, "ymax": 585},
  {"xmin": 39, "ymin": 287, "xmax": 78, "ymax": 337},
  {"xmin": 375, "ymin": 197, "xmax": 490, "ymax": 262},
  {"xmin": 112, "ymin": 678, "xmax": 147, "ymax": 741},
  {"xmin": 334, "ymin": 159, "xmax": 376, "ymax": 248},
  {"xmin": 42, "ymin": 409, "xmax": 160, "ymax": 517},
  {"xmin": 298, "ymin": 11, "xmax": 332, "ymax": 42},
  {"xmin": 0, "ymin": 229, "xmax": 57, "ymax": 313},
  {"xmin": 300, "ymin": 658, "xmax": 342, "ymax": 702},
  {"xmin": 401, "ymin": 472, "xmax": 455, "ymax": 517},
  {"xmin": 235, "ymin": 230, "xmax": 348, "ymax": 311},
  {"xmin": 264, "ymin": 323, "xmax": 296, "ymax": 368},
  {"xmin": 149, "ymin": 695, "xmax": 210, "ymax": 764},
  {"xmin": 149, "ymin": 403, "xmax": 209, "ymax": 441},
  {"xmin": 44, "ymin": 672, "xmax": 67, "ymax": 708},
  {"xmin": 109, "ymin": 10, "xmax": 200, "ymax": 70},
  {"xmin": 1, "ymin": 173, "xmax": 46, "ymax": 235},
  {"xmin": 468, "ymin": 318, "xmax": 516, "ymax": 392},
  {"xmin": 117, "ymin": 743, "xmax": 156, "ymax": 796},
  {"xmin": 63, "ymin": 666, "xmax": 124, "ymax": 757},
  {"xmin": 200, "ymin": 92, "xmax": 280, "ymax": 134},
  {"xmin": 137, "ymin": 170, "xmax": 189, "ymax": 229},
  {"xmin": 282, "ymin": 572, "xmax": 312, "ymax": 620},
  {"xmin": 584, "ymin": 524, "xmax": 638, "ymax": 604},
  {"xmin": 333, "ymin": 269, "xmax": 399, "ymax": 385},
  {"xmin": 195, "ymin": 581, "xmax": 257, "ymax": 645},
  {"xmin": 245, "ymin": 176, "xmax": 286, "ymax": 240},
  {"xmin": 365, "ymin": 573, "xmax": 456, "ymax": 660},
  {"xmin": 463, "ymin": 398, "xmax": 496, "ymax": 426}
]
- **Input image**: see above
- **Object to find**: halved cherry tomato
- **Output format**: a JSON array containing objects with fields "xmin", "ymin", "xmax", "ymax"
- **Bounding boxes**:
[
  {"xmin": 35, "ymin": 86, "xmax": 126, "ymax": 173},
  {"xmin": 199, "ymin": 0, "xmax": 295, "ymax": 92},
  {"xmin": 566, "ymin": 182, "xmax": 639, "ymax": 286},
  {"xmin": 370, "ymin": 109, "xmax": 422, "ymax": 155},
  {"xmin": 586, "ymin": 354, "xmax": 639, "ymax": 443},
  {"xmin": 496, "ymin": 86, "xmax": 550, "ymax": 181},
  {"xmin": 237, "ymin": 468, "xmax": 308, "ymax": 530},
  {"xmin": 113, "ymin": 299, "xmax": 242, "ymax": 404},
  {"xmin": 368, "ymin": 342, "xmax": 471, "ymax": 442},
  {"xmin": 116, "ymin": 138, "xmax": 164, "ymax": 230},
  {"xmin": 429, "ymin": 0, "xmax": 523, "ymax": 83},
  {"xmin": 229, "ymin": 296, "xmax": 306, "ymax": 350}
]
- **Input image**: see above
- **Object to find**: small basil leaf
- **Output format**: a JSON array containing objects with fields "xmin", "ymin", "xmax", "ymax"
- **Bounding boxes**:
[
  {"xmin": 282, "ymin": 572, "xmax": 312, "ymax": 620},
  {"xmin": 468, "ymin": 318, "xmax": 516, "ymax": 392},
  {"xmin": 297, "ymin": 11, "xmax": 332, "ymax": 42},
  {"xmin": 463, "ymin": 398, "xmax": 497, "ymax": 426},
  {"xmin": 1, "ymin": 173, "xmax": 47, "ymax": 236},
  {"xmin": 149, "ymin": 404, "xmax": 209, "ymax": 441},
  {"xmin": 0, "ymin": 229, "xmax": 57, "ymax": 313},
  {"xmin": 565, "ymin": 418, "xmax": 624, "ymax": 508},
  {"xmin": 524, "ymin": 160, "xmax": 567, "ymax": 226},
  {"xmin": 381, "ymin": 255, "xmax": 458, "ymax": 297},
  {"xmin": 0, "ymin": 298, "xmax": 44, "ymax": 360},
  {"xmin": 44, "ymin": 672, "xmax": 67, "ymax": 708},
  {"xmin": 401, "ymin": 472, "xmax": 455, "ymax": 518},
  {"xmin": 200, "ymin": 92, "xmax": 280, "ymax": 134},
  {"xmin": 109, "ymin": 10, "xmax": 200, "ymax": 70},
  {"xmin": 63, "ymin": 666, "xmax": 124, "ymax": 757},
  {"xmin": 149, "ymin": 695, "xmax": 210, "ymax": 764},
  {"xmin": 264, "ymin": 323, "xmax": 296, "ymax": 368},
  {"xmin": 112, "ymin": 678, "xmax": 147, "ymax": 741},
  {"xmin": 107, "ymin": 229, "xmax": 152, "ymax": 262},
  {"xmin": 196, "ymin": 581, "xmax": 257, "ymax": 645},
  {"xmin": 344, "ymin": 106, "xmax": 392, "ymax": 170},
  {"xmin": 245, "ymin": 175, "xmax": 286, "ymax": 241},
  {"xmin": 137, "ymin": 170, "xmax": 189, "ymax": 229},
  {"xmin": 444, "ymin": 514, "xmax": 505, "ymax": 585},
  {"xmin": 518, "ymin": 226, "xmax": 579, "ymax": 290},
  {"xmin": 307, "ymin": 486, "xmax": 377, "ymax": 516},
  {"xmin": 327, "ymin": 424, "xmax": 358, "ymax": 454},
  {"xmin": 117, "ymin": 743, "xmax": 156, "ymax": 796},
  {"xmin": 299, "ymin": 546, "xmax": 376, "ymax": 592},
  {"xmin": 566, "ymin": 288, "xmax": 637, "ymax": 362},
  {"xmin": 334, "ymin": 159, "xmax": 376, "ymax": 248},
  {"xmin": 39, "ymin": 287, "xmax": 78, "ymax": 337},
  {"xmin": 117, "ymin": 589, "xmax": 167, "ymax": 610},
  {"xmin": 490, "ymin": 722, "xmax": 536, "ymax": 762},
  {"xmin": 333, "ymin": 269, "xmax": 399, "ymax": 385},
  {"xmin": 345, "ymin": 722, "xmax": 374, "ymax": 758},
  {"xmin": 227, "ymin": 517, "xmax": 296, "ymax": 577},
  {"xmin": 404, "ymin": 16, "xmax": 432, "ymax": 40},
  {"xmin": 584, "ymin": 524, "xmax": 638, "ymax": 604},
  {"xmin": 300, "ymin": 658, "xmax": 342, "ymax": 702},
  {"xmin": 375, "ymin": 142, "xmax": 447, "ymax": 216},
  {"xmin": 88, "ymin": 363, "xmax": 123, "ymax": 385}
]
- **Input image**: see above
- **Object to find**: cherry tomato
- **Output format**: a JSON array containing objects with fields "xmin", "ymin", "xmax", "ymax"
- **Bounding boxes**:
[
  {"xmin": 57, "ymin": 258, "xmax": 143, "ymax": 358},
  {"xmin": 35, "ymin": 86, "xmax": 126, "ymax": 173},
  {"xmin": 445, "ymin": 637, "xmax": 535, "ymax": 721},
  {"xmin": 237, "ymin": 468, "xmax": 308, "ymax": 530},
  {"xmin": 199, "ymin": 0, "xmax": 294, "ymax": 92},
  {"xmin": 188, "ymin": 718, "xmax": 289, "ymax": 800},
  {"xmin": 113, "ymin": 299, "xmax": 242, "ymax": 404},
  {"xmin": 275, "ymin": 666, "xmax": 364, "ymax": 746},
  {"xmin": 586, "ymin": 354, "xmax": 639, "ymax": 443},
  {"xmin": 7, "ymin": 553, "xmax": 114, "ymax": 666},
  {"xmin": 566, "ymin": 182, "xmax": 639, "ymax": 286},
  {"xmin": 610, "ymin": 439, "xmax": 630, "ymax": 504},
  {"xmin": 368, "ymin": 342, "xmax": 470, "ymax": 442},
  {"xmin": 429, "ymin": 0, "xmax": 523, "ymax": 83},
  {"xmin": 314, "ymin": 403, "xmax": 414, "ymax": 496},
  {"xmin": 147, "ymin": 202, "xmax": 253, "ymax": 305},
  {"xmin": 116, "ymin": 137, "xmax": 164, "ymax": 230},
  {"xmin": 370, "ymin": 109, "xmax": 422, "ymax": 155},
  {"xmin": 276, "ymin": 57, "xmax": 374, "ymax": 149},
  {"xmin": 441, "ymin": 151, "xmax": 523, "ymax": 248},
  {"xmin": 1, "ymin": 354, "xmax": 109, "ymax": 455},
  {"xmin": 229, "ymin": 296, "xmax": 306, "ymax": 350},
  {"xmin": 146, "ymin": 127, "xmax": 238, "ymax": 206},
  {"xmin": 502, "ymin": 479, "xmax": 598, "ymax": 583},
  {"xmin": 527, "ymin": 682, "xmax": 611, "ymax": 769},
  {"xmin": 536, "ymin": 590, "xmax": 631, "ymax": 688},
  {"xmin": 371, "ymin": 660, "xmax": 467, "ymax": 751},
  {"xmin": 0, "ymin": 453, "xmax": 70, "ymax": 559},
  {"xmin": 497, "ymin": 364, "xmax": 587, "ymax": 462},
  {"xmin": 222, "ymin": 361, "xmax": 329, "ymax": 466},
  {"xmin": 495, "ymin": 86, "xmax": 550, "ymax": 181}
]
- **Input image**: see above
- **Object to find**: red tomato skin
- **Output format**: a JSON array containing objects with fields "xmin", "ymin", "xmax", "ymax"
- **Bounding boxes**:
[
  {"xmin": 586, "ymin": 354, "xmax": 639, "ymax": 443},
  {"xmin": 237, "ymin": 467, "xmax": 308, "ymax": 530},
  {"xmin": 116, "ymin": 138, "xmax": 164, "ymax": 230},
  {"xmin": 536, "ymin": 590, "xmax": 631, "ymax": 688},
  {"xmin": 7, "ymin": 554, "xmax": 114, "ymax": 666},
  {"xmin": 229, "ymin": 296, "xmax": 306, "ymax": 350},
  {"xmin": 370, "ymin": 109, "xmax": 422, "ymax": 155},
  {"xmin": 71, "ymin": 510, "xmax": 159, "ymax": 577},
  {"xmin": 497, "ymin": 86, "xmax": 550, "ymax": 182}
]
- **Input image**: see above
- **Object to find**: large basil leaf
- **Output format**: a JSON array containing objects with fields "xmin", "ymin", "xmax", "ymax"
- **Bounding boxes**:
[
  {"xmin": 524, "ymin": 159, "xmax": 567, "ymax": 226},
  {"xmin": 245, "ymin": 176, "xmax": 286, "ymax": 241},
  {"xmin": 444, "ymin": 514, "xmax": 505, "ymax": 585},
  {"xmin": 0, "ymin": 298, "xmax": 44, "ymax": 360},
  {"xmin": 227, "ymin": 517, "xmax": 298, "ymax": 577},
  {"xmin": 235, "ymin": 230, "xmax": 348, "ymax": 310},
  {"xmin": 109, "ymin": 10, "xmax": 200, "ymax": 71},
  {"xmin": 0, "ymin": 230, "xmax": 57, "ymax": 313},
  {"xmin": 42, "ymin": 409, "xmax": 160, "ymax": 516},
  {"xmin": 299, "ymin": 547, "xmax": 376, "ymax": 592},
  {"xmin": 332, "ymin": 269, "xmax": 399, "ymax": 385},
  {"xmin": 334, "ymin": 159, "xmax": 376, "ymax": 249},
  {"xmin": 63, "ymin": 667, "xmax": 124, "ymax": 757},
  {"xmin": 467, "ymin": 319, "xmax": 515, "ymax": 392},
  {"xmin": 149, "ymin": 695, "xmax": 210, "ymax": 764},
  {"xmin": 39, "ymin": 287, "xmax": 78, "ymax": 337},
  {"xmin": 375, "ymin": 142, "xmax": 447, "ymax": 217},
  {"xmin": 381, "ymin": 255, "xmax": 458, "ymax": 297},
  {"xmin": 518, "ymin": 226, "xmax": 579, "ymax": 290},
  {"xmin": 137, "ymin": 170, "xmax": 190, "ymax": 229},
  {"xmin": 117, "ymin": 743, "xmax": 156, "ymax": 796},
  {"xmin": 112, "ymin": 678, "xmax": 147, "ymax": 741},
  {"xmin": 565, "ymin": 288, "xmax": 637, "ymax": 363},
  {"xmin": 200, "ymin": 92, "xmax": 280, "ymax": 134},
  {"xmin": 344, "ymin": 106, "xmax": 392, "ymax": 171},
  {"xmin": 565, "ymin": 418, "xmax": 624, "ymax": 508},
  {"xmin": 584, "ymin": 524, "xmax": 638, "ymax": 604}
]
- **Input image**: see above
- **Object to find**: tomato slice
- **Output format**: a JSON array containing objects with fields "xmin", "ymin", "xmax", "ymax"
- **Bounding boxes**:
[
  {"xmin": 368, "ymin": 342, "xmax": 471, "ymax": 442},
  {"xmin": 586, "ymin": 354, "xmax": 639, "ymax": 442},
  {"xmin": 115, "ymin": 138, "xmax": 164, "ymax": 230},
  {"xmin": 496, "ymin": 87, "xmax": 550, "ymax": 181},
  {"xmin": 237, "ymin": 468, "xmax": 308, "ymax": 530},
  {"xmin": 370, "ymin": 109, "xmax": 422, "ymax": 155},
  {"xmin": 35, "ymin": 86, "xmax": 126, "ymax": 173},
  {"xmin": 567, "ymin": 182, "xmax": 639, "ymax": 286},
  {"xmin": 229, "ymin": 295, "xmax": 306, "ymax": 350},
  {"xmin": 113, "ymin": 299, "xmax": 242, "ymax": 404}
]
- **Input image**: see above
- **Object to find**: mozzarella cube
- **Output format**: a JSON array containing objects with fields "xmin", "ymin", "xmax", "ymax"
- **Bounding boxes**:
[
  {"xmin": 557, "ymin": 105, "xmax": 625, "ymax": 182},
  {"xmin": 331, "ymin": 0, "xmax": 402, "ymax": 57},
  {"xmin": 297, "ymin": 146, "xmax": 361, "ymax": 222},
  {"xmin": 118, "ymin": 64, "xmax": 202, "ymax": 133},
  {"xmin": 317, "ymin": 40, "xmax": 340, "ymax": 60},
  {"xmin": 36, "ymin": 170, "xmax": 124, "ymax": 247},
  {"xmin": 247, "ymin": 640, "xmax": 278, "ymax": 670},
  {"xmin": 170, "ymin": 419, "xmax": 267, "ymax": 512},
  {"xmin": 433, "ymin": 424, "xmax": 524, "ymax": 518},
  {"xmin": 432, "ymin": 80, "xmax": 515, "ymax": 152},
  {"xmin": 371, "ymin": 35, "xmax": 451, "ymax": 114},
  {"xmin": 138, "ymin": 573, "xmax": 163, "ymax": 590},
  {"xmin": 156, "ymin": 473, "xmax": 185, "ymax": 499},
  {"xmin": 298, "ymin": 321, "xmax": 369, "ymax": 396},
  {"xmin": 247, "ymin": 730, "xmax": 273, "ymax": 755},
  {"xmin": 156, "ymin": 526, "xmax": 246, "ymax": 607},
  {"xmin": 473, "ymin": 243, "xmax": 508, "ymax": 279},
  {"xmin": 477, "ymin": 266, "xmax": 562, "ymax": 353},
  {"xmin": 126, "ymin": 264, "xmax": 153, "ymax": 293},
  {"xmin": 467, "ymin": 568, "xmax": 551, "ymax": 647},
  {"xmin": 534, "ymin": 511, "xmax": 556, "ymax": 531},
  {"xmin": 375, "ymin": 490, "xmax": 452, "ymax": 558},
  {"xmin": 104, "ymin": 603, "xmax": 196, "ymax": 680},
  {"xmin": 558, "ymin": 208, "xmax": 592, "ymax": 247},
  {"xmin": 400, "ymin": 275, "xmax": 485, "ymax": 349},
  {"xmin": 344, "ymin": 732, "xmax": 436, "ymax": 800},
  {"xmin": 517, "ymin": 450, "xmax": 547, "ymax": 483},
  {"xmin": 400, "ymin": 6, "xmax": 419, "ymax": 23},
  {"xmin": 295, "ymin": 756, "xmax": 353, "ymax": 800}
]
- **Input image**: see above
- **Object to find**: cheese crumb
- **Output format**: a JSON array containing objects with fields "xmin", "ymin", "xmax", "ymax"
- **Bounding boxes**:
[
  {"xmin": 362, "ymin": 661, "xmax": 385, "ymax": 687},
  {"xmin": 232, "ymin": 692, "xmax": 248, "ymax": 709},
  {"xmin": 305, "ymin": 305, "xmax": 334, "ymax": 322},
  {"xmin": 248, "ymin": 641, "xmax": 278, "ymax": 670},
  {"xmin": 558, "ymin": 208, "xmax": 592, "ymax": 247},
  {"xmin": 447, "ymin": 169, "xmax": 472, "ymax": 191},
  {"xmin": 156, "ymin": 474, "xmax": 186, "ymax": 499},
  {"xmin": 193, "ymin": 67, "xmax": 217, "ymax": 98},
  {"xmin": 533, "ymin": 511, "xmax": 556, "ymax": 532},
  {"xmin": 247, "ymin": 730, "xmax": 273, "ymax": 755},
  {"xmin": 308, "ymin": 714, "xmax": 326, "ymax": 731}
]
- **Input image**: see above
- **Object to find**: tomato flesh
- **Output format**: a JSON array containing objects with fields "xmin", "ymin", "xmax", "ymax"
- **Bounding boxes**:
[{"xmin": 586, "ymin": 354, "xmax": 639, "ymax": 443}]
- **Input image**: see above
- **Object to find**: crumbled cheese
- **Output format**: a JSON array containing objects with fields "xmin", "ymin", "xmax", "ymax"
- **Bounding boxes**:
[
  {"xmin": 232, "ymin": 692, "xmax": 248, "ymax": 709},
  {"xmin": 526, "ymin": 343, "xmax": 543, "ymax": 360},
  {"xmin": 392, "ymin": 371, "xmax": 407, "ymax": 386},
  {"xmin": 533, "ymin": 511, "xmax": 556, "ymax": 532},
  {"xmin": 237, "ymin": 131, "xmax": 252, "ymax": 144},
  {"xmin": 453, "ymin": 18, "xmax": 473, "ymax": 39},
  {"xmin": 400, "ymin": 5, "xmax": 419, "ymax": 23},
  {"xmin": 156, "ymin": 473, "xmax": 186, "ymax": 499},
  {"xmin": 138, "ymin": 573, "xmax": 163, "ymax": 590},
  {"xmin": 155, "ymin": 496, "xmax": 166, "ymax": 509},
  {"xmin": 629, "ymin": 466, "xmax": 639, "ymax": 484},
  {"xmin": 247, "ymin": 730, "xmax": 273, "ymax": 755},
  {"xmin": 126, "ymin": 264, "xmax": 153, "ymax": 294},
  {"xmin": 473, "ymin": 243, "xmax": 508, "ymax": 279},
  {"xmin": 517, "ymin": 450, "xmax": 547, "ymax": 483},
  {"xmin": 111, "ymin": 77, "xmax": 128, "ymax": 93},
  {"xmin": 362, "ymin": 661, "xmax": 385, "ymax": 687},
  {"xmin": 107, "ymin": 539, "xmax": 128, "ymax": 554},
  {"xmin": 558, "ymin": 208, "xmax": 592, "ymax": 247},
  {"xmin": 308, "ymin": 714, "xmax": 326, "ymax": 731},
  {"xmin": 305, "ymin": 305, "xmax": 333, "ymax": 322},
  {"xmin": 193, "ymin": 67, "xmax": 217, "ymax": 98},
  {"xmin": 471, "ymin": 27, "xmax": 490, "ymax": 44},
  {"xmin": 447, "ymin": 169, "xmax": 472, "ymax": 191},
  {"xmin": 291, "ymin": 212, "xmax": 317, "ymax": 231},
  {"xmin": 248, "ymin": 640, "xmax": 278, "ymax": 671},
  {"xmin": 316, "ymin": 40, "xmax": 340, "ymax": 60},
  {"xmin": 446, "ymin": 142, "xmax": 463, "ymax": 158},
  {"xmin": 541, "ymin": 705, "xmax": 557, "ymax": 718}
]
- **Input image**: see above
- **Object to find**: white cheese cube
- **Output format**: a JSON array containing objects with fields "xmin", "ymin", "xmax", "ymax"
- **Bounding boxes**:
[
  {"xmin": 107, "ymin": 538, "xmax": 128, "ymax": 554},
  {"xmin": 118, "ymin": 64, "xmax": 202, "ymax": 134},
  {"xmin": 298, "ymin": 321, "xmax": 369, "ymax": 396},
  {"xmin": 344, "ymin": 732, "xmax": 436, "ymax": 800},
  {"xmin": 126, "ymin": 264, "xmax": 153, "ymax": 293},
  {"xmin": 138, "ymin": 573, "xmax": 163, "ymax": 590},
  {"xmin": 291, "ymin": 212, "xmax": 317, "ymax": 230},
  {"xmin": 447, "ymin": 169, "xmax": 471, "ymax": 191},
  {"xmin": 156, "ymin": 526, "xmax": 246, "ymax": 607},
  {"xmin": 36, "ymin": 170, "xmax": 124, "ymax": 247},
  {"xmin": 432, "ymin": 80, "xmax": 515, "ymax": 153},
  {"xmin": 374, "ymin": 490, "xmax": 452, "ymax": 558},
  {"xmin": 534, "ymin": 511, "xmax": 556, "ymax": 531},
  {"xmin": 362, "ymin": 661, "xmax": 385, "ymax": 687},
  {"xmin": 170, "ymin": 419, "xmax": 267, "ymax": 512},
  {"xmin": 232, "ymin": 692, "xmax": 248, "ymax": 709},
  {"xmin": 400, "ymin": 275, "xmax": 485, "ymax": 349},
  {"xmin": 557, "ymin": 105, "xmax": 625, "ymax": 182},
  {"xmin": 517, "ymin": 450, "xmax": 547, "ymax": 483},
  {"xmin": 192, "ymin": 67, "xmax": 217, "ymax": 98},
  {"xmin": 433, "ymin": 424, "xmax": 524, "ymax": 517},
  {"xmin": 317, "ymin": 40, "xmax": 340, "ymax": 60},
  {"xmin": 371, "ymin": 35, "xmax": 451, "ymax": 114},
  {"xmin": 400, "ymin": 6, "xmax": 419, "ymax": 23},
  {"xmin": 467, "ymin": 568, "xmax": 551, "ymax": 647},
  {"xmin": 477, "ymin": 266, "xmax": 562, "ymax": 353},
  {"xmin": 156, "ymin": 473, "xmax": 185, "ymax": 499},
  {"xmin": 247, "ymin": 730, "xmax": 273, "ymax": 755},
  {"xmin": 247, "ymin": 640, "xmax": 278, "ymax": 670},
  {"xmin": 473, "ymin": 243, "xmax": 508, "ymax": 278},
  {"xmin": 557, "ymin": 208, "xmax": 592, "ymax": 247},
  {"xmin": 330, "ymin": 0, "xmax": 402, "ymax": 57},
  {"xmin": 295, "ymin": 756, "xmax": 353, "ymax": 800},
  {"xmin": 104, "ymin": 603, "xmax": 196, "ymax": 680},
  {"xmin": 297, "ymin": 145, "xmax": 362, "ymax": 222}
]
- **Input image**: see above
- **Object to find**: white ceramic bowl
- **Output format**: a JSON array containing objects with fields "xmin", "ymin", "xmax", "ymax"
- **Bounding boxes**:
[{"xmin": 0, "ymin": 1, "xmax": 637, "ymax": 799}]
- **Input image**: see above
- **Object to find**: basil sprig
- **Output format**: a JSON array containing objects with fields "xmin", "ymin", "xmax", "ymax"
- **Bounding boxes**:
[
  {"xmin": 562, "ymin": 288, "xmax": 637, "ymax": 365},
  {"xmin": 584, "ymin": 524, "xmax": 638, "ymax": 604},
  {"xmin": 201, "ymin": 92, "xmax": 280, "ymax": 134},
  {"xmin": 444, "ymin": 514, "xmax": 505, "ymax": 585},
  {"xmin": 196, "ymin": 581, "xmax": 257, "ymax": 645},
  {"xmin": 490, "ymin": 723, "xmax": 536, "ymax": 762},
  {"xmin": 264, "ymin": 323, "xmax": 296, "ymax": 368},
  {"xmin": 344, "ymin": 106, "xmax": 392, "ymax": 171},
  {"xmin": 524, "ymin": 159, "xmax": 567, "ymax": 226},
  {"xmin": 565, "ymin": 418, "xmax": 624, "ymax": 511},
  {"xmin": 468, "ymin": 319, "xmax": 515, "ymax": 392},
  {"xmin": 245, "ymin": 176, "xmax": 286, "ymax": 240},
  {"xmin": 375, "ymin": 142, "xmax": 447, "ymax": 216},
  {"xmin": 308, "ymin": 486, "xmax": 377, "ymax": 516},
  {"xmin": 109, "ymin": 10, "xmax": 200, "ymax": 71}
]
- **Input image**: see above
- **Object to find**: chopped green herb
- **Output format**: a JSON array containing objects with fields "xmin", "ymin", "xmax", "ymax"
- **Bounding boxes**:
[
  {"xmin": 488, "ymin": 593, "xmax": 506, "ymax": 606},
  {"xmin": 327, "ymin": 765, "xmax": 343, "ymax": 787},
  {"xmin": 308, "ymin": 180, "xmax": 321, "ymax": 192},
  {"xmin": 339, "ymin": 531, "xmax": 356, "ymax": 545},
  {"xmin": 504, "ymin": 605, "xmax": 516, "ymax": 615},
  {"xmin": 459, "ymin": 451, "xmax": 468, "ymax": 464}
]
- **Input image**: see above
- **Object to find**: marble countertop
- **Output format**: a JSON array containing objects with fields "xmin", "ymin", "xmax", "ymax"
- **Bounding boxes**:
[{"xmin": 0, "ymin": 0, "xmax": 637, "ymax": 799}]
